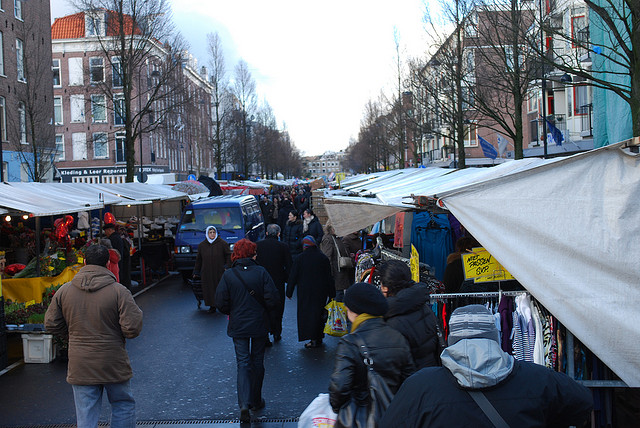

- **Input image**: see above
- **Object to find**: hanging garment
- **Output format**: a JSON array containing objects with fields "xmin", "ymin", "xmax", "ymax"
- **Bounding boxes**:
[
  {"xmin": 410, "ymin": 213, "xmax": 453, "ymax": 281},
  {"xmin": 499, "ymin": 296, "xmax": 515, "ymax": 354}
]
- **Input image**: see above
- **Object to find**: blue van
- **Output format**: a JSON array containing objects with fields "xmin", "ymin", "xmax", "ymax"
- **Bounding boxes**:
[{"xmin": 174, "ymin": 195, "xmax": 265, "ymax": 279}]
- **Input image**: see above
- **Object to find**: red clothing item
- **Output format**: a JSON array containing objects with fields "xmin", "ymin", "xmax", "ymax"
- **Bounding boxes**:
[{"xmin": 107, "ymin": 249, "xmax": 121, "ymax": 282}]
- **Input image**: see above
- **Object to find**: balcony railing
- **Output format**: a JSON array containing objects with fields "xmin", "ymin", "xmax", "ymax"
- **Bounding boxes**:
[{"xmin": 579, "ymin": 104, "xmax": 593, "ymax": 137}]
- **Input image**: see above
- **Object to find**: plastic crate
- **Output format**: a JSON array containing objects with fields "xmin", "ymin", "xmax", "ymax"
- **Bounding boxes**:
[{"xmin": 21, "ymin": 334, "xmax": 55, "ymax": 363}]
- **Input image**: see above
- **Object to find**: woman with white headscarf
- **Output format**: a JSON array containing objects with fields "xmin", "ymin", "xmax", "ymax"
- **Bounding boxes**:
[{"xmin": 194, "ymin": 226, "xmax": 232, "ymax": 312}]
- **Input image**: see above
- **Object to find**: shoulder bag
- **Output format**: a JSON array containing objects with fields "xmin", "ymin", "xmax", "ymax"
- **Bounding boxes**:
[
  {"xmin": 333, "ymin": 236, "xmax": 354, "ymax": 270},
  {"xmin": 230, "ymin": 267, "xmax": 268, "ymax": 312},
  {"xmin": 467, "ymin": 390, "xmax": 510, "ymax": 428},
  {"xmin": 335, "ymin": 333, "xmax": 395, "ymax": 428}
]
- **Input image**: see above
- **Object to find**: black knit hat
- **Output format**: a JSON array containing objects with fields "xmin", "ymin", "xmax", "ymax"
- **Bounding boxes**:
[
  {"xmin": 447, "ymin": 305, "xmax": 500, "ymax": 346},
  {"xmin": 344, "ymin": 282, "xmax": 389, "ymax": 316}
]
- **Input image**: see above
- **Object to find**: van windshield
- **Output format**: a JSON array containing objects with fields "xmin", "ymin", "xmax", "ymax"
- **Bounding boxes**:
[{"xmin": 180, "ymin": 207, "xmax": 243, "ymax": 232}]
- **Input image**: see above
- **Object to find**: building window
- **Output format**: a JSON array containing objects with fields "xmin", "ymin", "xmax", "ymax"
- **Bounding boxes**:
[
  {"xmin": 18, "ymin": 102, "xmax": 26, "ymax": 143},
  {"xmin": 52, "ymin": 59, "xmax": 61, "ymax": 86},
  {"xmin": 54, "ymin": 96, "xmax": 63, "ymax": 125},
  {"xmin": 85, "ymin": 12, "xmax": 104, "ymax": 37},
  {"xmin": 68, "ymin": 57, "xmax": 83, "ymax": 86},
  {"xmin": 528, "ymin": 90, "xmax": 539, "ymax": 113},
  {"xmin": 92, "ymin": 132, "xmax": 108, "ymax": 158},
  {"xmin": 72, "ymin": 132, "xmax": 87, "ymax": 160},
  {"xmin": 115, "ymin": 132, "xmax": 125, "ymax": 162},
  {"xmin": 91, "ymin": 94, "xmax": 106, "ymax": 122},
  {"xmin": 70, "ymin": 95, "xmax": 85, "ymax": 122},
  {"xmin": 0, "ymin": 96, "xmax": 6, "ymax": 141},
  {"xmin": 16, "ymin": 38, "xmax": 24, "ymax": 81},
  {"xmin": 574, "ymin": 85, "xmax": 589, "ymax": 115},
  {"xmin": 112, "ymin": 56, "xmax": 123, "ymax": 87},
  {"xmin": 55, "ymin": 134, "xmax": 64, "ymax": 161},
  {"xmin": 463, "ymin": 122, "xmax": 477, "ymax": 147},
  {"xmin": 571, "ymin": 16, "xmax": 587, "ymax": 48},
  {"xmin": 14, "ymin": 0, "xmax": 21, "ymax": 20},
  {"xmin": 0, "ymin": 32, "xmax": 4, "ymax": 76},
  {"xmin": 114, "ymin": 94, "xmax": 125, "ymax": 125},
  {"xmin": 90, "ymin": 57, "xmax": 104, "ymax": 83}
]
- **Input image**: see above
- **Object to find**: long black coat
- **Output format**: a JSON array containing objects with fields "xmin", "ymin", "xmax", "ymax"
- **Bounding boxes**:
[
  {"xmin": 215, "ymin": 258, "xmax": 281, "ymax": 338},
  {"xmin": 256, "ymin": 236, "xmax": 292, "ymax": 332},
  {"xmin": 385, "ymin": 283, "xmax": 441, "ymax": 369},
  {"xmin": 286, "ymin": 246, "xmax": 335, "ymax": 341},
  {"xmin": 194, "ymin": 238, "xmax": 231, "ymax": 306},
  {"xmin": 283, "ymin": 219, "xmax": 303, "ymax": 256},
  {"xmin": 329, "ymin": 318, "xmax": 415, "ymax": 412}
]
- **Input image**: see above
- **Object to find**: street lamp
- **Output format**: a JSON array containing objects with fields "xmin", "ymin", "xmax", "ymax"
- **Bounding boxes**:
[{"xmin": 540, "ymin": 0, "xmax": 548, "ymax": 159}]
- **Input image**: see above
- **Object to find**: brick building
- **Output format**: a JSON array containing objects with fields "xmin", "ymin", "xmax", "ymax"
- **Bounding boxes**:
[
  {"xmin": 0, "ymin": 0, "xmax": 55, "ymax": 182},
  {"xmin": 51, "ymin": 11, "xmax": 213, "ymax": 183}
]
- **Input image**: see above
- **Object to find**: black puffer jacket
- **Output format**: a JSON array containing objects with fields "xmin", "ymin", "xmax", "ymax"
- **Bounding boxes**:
[
  {"xmin": 328, "ymin": 318, "xmax": 415, "ymax": 413},
  {"xmin": 303, "ymin": 216, "xmax": 324, "ymax": 242},
  {"xmin": 385, "ymin": 283, "xmax": 441, "ymax": 369},
  {"xmin": 215, "ymin": 258, "xmax": 281, "ymax": 338},
  {"xmin": 283, "ymin": 219, "xmax": 303, "ymax": 255}
]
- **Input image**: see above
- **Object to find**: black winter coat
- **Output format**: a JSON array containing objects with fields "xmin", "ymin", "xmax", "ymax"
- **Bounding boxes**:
[
  {"xmin": 287, "ymin": 246, "xmax": 334, "ymax": 341},
  {"xmin": 385, "ymin": 283, "xmax": 441, "ymax": 369},
  {"xmin": 283, "ymin": 219, "xmax": 303, "ymax": 255},
  {"xmin": 380, "ymin": 359, "xmax": 593, "ymax": 428},
  {"xmin": 329, "ymin": 318, "xmax": 415, "ymax": 413},
  {"xmin": 303, "ymin": 216, "xmax": 324, "ymax": 242},
  {"xmin": 215, "ymin": 258, "xmax": 281, "ymax": 338}
]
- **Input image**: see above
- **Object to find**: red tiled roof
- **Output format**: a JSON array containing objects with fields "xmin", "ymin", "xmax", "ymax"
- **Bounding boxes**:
[
  {"xmin": 51, "ymin": 10, "xmax": 142, "ymax": 40},
  {"xmin": 51, "ymin": 12, "xmax": 85, "ymax": 39}
]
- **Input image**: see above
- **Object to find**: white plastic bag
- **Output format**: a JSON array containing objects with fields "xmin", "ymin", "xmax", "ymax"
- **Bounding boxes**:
[{"xmin": 298, "ymin": 393, "xmax": 337, "ymax": 427}]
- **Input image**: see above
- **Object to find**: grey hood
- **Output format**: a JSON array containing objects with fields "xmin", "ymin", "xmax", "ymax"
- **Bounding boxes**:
[{"xmin": 441, "ymin": 338, "xmax": 514, "ymax": 389}]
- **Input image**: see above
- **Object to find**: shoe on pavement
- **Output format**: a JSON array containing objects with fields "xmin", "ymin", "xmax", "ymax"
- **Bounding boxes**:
[
  {"xmin": 250, "ymin": 399, "xmax": 266, "ymax": 412},
  {"xmin": 240, "ymin": 408, "xmax": 250, "ymax": 423},
  {"xmin": 265, "ymin": 338, "xmax": 273, "ymax": 347}
]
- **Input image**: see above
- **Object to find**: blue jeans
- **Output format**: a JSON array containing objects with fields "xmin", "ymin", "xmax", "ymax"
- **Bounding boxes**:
[
  {"xmin": 72, "ymin": 380, "xmax": 136, "ymax": 428},
  {"xmin": 233, "ymin": 337, "xmax": 267, "ymax": 409}
]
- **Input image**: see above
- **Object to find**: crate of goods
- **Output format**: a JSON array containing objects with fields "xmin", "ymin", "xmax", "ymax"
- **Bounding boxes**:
[{"xmin": 21, "ymin": 334, "xmax": 55, "ymax": 363}]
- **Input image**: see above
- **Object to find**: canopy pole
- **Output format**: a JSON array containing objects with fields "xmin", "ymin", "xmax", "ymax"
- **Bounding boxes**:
[{"xmin": 35, "ymin": 216, "xmax": 40, "ymax": 276}]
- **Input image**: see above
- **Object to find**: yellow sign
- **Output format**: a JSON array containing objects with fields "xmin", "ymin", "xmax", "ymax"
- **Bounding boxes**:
[
  {"xmin": 462, "ymin": 247, "xmax": 514, "ymax": 282},
  {"xmin": 410, "ymin": 244, "xmax": 420, "ymax": 282}
]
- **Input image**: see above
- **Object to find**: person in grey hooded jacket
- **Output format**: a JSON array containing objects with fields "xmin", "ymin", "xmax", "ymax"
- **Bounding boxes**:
[{"xmin": 380, "ymin": 305, "xmax": 593, "ymax": 428}]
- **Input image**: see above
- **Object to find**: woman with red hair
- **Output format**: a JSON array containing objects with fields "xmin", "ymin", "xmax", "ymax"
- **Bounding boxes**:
[{"xmin": 215, "ymin": 239, "xmax": 281, "ymax": 423}]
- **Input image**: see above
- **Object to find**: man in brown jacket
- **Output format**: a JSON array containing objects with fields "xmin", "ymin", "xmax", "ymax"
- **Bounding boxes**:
[{"xmin": 45, "ymin": 244, "xmax": 143, "ymax": 428}]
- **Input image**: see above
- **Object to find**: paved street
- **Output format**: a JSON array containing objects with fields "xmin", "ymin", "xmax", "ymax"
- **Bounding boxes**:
[{"xmin": 0, "ymin": 274, "xmax": 340, "ymax": 426}]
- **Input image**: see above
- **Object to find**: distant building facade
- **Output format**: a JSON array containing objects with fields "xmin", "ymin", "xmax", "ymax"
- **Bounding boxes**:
[{"xmin": 302, "ymin": 150, "xmax": 346, "ymax": 178}]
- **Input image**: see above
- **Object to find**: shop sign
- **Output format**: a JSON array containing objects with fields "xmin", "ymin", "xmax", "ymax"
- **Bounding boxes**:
[{"xmin": 462, "ymin": 247, "xmax": 514, "ymax": 282}]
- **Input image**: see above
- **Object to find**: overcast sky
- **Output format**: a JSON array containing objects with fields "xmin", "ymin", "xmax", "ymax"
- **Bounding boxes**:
[{"xmin": 51, "ymin": 0, "xmax": 434, "ymax": 156}]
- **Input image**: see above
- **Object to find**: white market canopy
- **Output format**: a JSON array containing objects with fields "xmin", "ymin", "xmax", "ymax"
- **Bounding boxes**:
[
  {"xmin": 0, "ymin": 182, "xmax": 189, "ymax": 216},
  {"xmin": 324, "ymin": 139, "xmax": 640, "ymax": 387}
]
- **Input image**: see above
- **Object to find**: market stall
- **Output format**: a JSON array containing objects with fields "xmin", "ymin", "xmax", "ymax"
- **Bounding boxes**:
[{"xmin": 321, "ymin": 139, "xmax": 640, "ymax": 425}]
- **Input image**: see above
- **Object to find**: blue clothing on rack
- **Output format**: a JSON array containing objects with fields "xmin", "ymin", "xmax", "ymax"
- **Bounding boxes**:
[{"xmin": 410, "ymin": 213, "xmax": 453, "ymax": 281}]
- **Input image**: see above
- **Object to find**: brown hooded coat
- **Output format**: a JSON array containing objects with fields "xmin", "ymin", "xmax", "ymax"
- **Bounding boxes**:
[{"xmin": 44, "ymin": 265, "xmax": 143, "ymax": 385}]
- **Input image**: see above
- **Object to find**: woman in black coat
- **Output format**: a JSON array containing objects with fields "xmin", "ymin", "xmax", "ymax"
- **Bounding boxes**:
[
  {"xmin": 302, "ymin": 209, "xmax": 324, "ymax": 243},
  {"xmin": 283, "ymin": 210, "xmax": 303, "ymax": 257},
  {"xmin": 215, "ymin": 239, "xmax": 281, "ymax": 422},
  {"xmin": 329, "ymin": 282, "xmax": 415, "ymax": 415},
  {"xmin": 379, "ymin": 260, "xmax": 442, "ymax": 369},
  {"xmin": 286, "ymin": 236, "xmax": 334, "ymax": 348}
]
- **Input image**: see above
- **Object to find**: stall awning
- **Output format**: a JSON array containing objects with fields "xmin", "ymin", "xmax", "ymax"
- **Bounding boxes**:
[
  {"xmin": 0, "ymin": 182, "xmax": 108, "ymax": 216},
  {"xmin": 434, "ymin": 141, "xmax": 640, "ymax": 386},
  {"xmin": 86, "ymin": 183, "xmax": 188, "ymax": 204}
]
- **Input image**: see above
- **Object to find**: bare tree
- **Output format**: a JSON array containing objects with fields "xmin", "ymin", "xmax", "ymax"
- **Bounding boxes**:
[
  {"xmin": 421, "ymin": 0, "xmax": 476, "ymax": 168},
  {"xmin": 206, "ymin": 32, "xmax": 230, "ymax": 178},
  {"xmin": 229, "ymin": 60, "xmax": 257, "ymax": 177},
  {"xmin": 11, "ymin": 9, "xmax": 56, "ymax": 181},
  {"xmin": 71, "ymin": 0, "xmax": 188, "ymax": 181},
  {"xmin": 467, "ymin": 0, "xmax": 537, "ymax": 159},
  {"xmin": 536, "ymin": 1, "xmax": 639, "ymax": 137}
]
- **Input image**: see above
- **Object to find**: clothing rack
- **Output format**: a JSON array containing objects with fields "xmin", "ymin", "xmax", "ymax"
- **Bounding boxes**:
[{"xmin": 430, "ymin": 291, "xmax": 527, "ymax": 300}]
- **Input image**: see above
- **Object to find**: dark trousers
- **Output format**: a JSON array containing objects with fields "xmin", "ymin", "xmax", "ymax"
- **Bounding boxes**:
[{"xmin": 232, "ymin": 337, "xmax": 267, "ymax": 409}]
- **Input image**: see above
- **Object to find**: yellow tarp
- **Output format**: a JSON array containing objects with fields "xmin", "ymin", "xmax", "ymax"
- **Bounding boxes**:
[{"xmin": 1, "ymin": 265, "xmax": 82, "ymax": 303}]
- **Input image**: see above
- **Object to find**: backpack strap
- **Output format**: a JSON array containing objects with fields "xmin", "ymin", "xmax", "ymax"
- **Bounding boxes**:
[
  {"xmin": 230, "ymin": 267, "xmax": 267, "ymax": 311},
  {"xmin": 467, "ymin": 390, "xmax": 510, "ymax": 428}
]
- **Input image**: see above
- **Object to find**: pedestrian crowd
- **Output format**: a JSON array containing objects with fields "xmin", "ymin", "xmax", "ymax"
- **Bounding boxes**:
[{"xmin": 44, "ymin": 184, "xmax": 594, "ymax": 427}]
